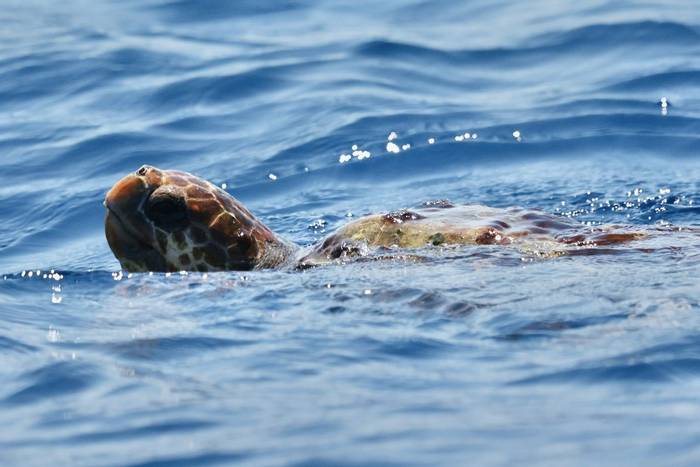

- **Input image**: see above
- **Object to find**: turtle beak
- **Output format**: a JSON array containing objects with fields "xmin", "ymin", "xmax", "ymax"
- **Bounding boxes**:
[
  {"xmin": 104, "ymin": 173, "xmax": 163, "ymax": 271},
  {"xmin": 105, "ymin": 174, "xmax": 147, "ymax": 216}
]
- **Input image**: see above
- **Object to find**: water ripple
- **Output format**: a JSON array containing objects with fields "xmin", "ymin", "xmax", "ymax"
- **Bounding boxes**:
[{"xmin": 4, "ymin": 361, "xmax": 99, "ymax": 406}]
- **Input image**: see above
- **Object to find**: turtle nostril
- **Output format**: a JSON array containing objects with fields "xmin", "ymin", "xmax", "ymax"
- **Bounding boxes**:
[{"xmin": 137, "ymin": 166, "xmax": 149, "ymax": 176}]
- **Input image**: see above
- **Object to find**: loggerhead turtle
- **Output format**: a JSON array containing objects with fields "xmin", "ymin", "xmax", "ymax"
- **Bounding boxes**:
[{"xmin": 105, "ymin": 165, "xmax": 647, "ymax": 272}]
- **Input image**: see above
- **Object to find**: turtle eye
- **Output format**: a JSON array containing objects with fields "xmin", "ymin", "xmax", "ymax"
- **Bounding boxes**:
[{"xmin": 145, "ymin": 186, "xmax": 188, "ymax": 231}]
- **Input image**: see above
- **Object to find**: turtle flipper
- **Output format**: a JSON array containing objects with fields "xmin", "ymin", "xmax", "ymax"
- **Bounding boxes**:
[
  {"xmin": 296, "ymin": 234, "xmax": 370, "ymax": 269},
  {"xmin": 296, "ymin": 250, "xmax": 427, "ymax": 270}
]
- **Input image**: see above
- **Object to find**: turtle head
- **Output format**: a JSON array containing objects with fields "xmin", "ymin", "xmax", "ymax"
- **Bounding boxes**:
[{"xmin": 104, "ymin": 165, "xmax": 282, "ymax": 272}]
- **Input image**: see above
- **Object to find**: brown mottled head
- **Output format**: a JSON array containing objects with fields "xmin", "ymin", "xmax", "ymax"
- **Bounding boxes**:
[{"xmin": 105, "ymin": 165, "xmax": 293, "ymax": 272}]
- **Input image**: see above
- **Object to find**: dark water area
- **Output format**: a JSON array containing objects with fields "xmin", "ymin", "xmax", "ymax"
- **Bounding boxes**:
[{"xmin": 2, "ymin": 1, "xmax": 700, "ymax": 465}]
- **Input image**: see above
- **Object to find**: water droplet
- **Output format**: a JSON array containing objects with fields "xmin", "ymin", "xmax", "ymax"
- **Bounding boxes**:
[
  {"xmin": 47, "ymin": 327, "xmax": 61, "ymax": 341},
  {"xmin": 352, "ymin": 149, "xmax": 371, "ymax": 160}
]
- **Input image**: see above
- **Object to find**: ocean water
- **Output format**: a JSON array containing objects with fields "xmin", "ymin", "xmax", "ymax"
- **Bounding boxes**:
[{"xmin": 2, "ymin": 0, "xmax": 700, "ymax": 465}]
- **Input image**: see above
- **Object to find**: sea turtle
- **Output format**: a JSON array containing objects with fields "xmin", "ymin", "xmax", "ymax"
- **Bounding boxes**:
[{"xmin": 105, "ymin": 165, "xmax": 648, "ymax": 272}]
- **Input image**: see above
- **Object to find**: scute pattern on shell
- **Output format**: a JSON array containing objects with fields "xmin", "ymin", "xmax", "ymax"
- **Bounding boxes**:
[{"xmin": 296, "ymin": 202, "xmax": 650, "ymax": 268}]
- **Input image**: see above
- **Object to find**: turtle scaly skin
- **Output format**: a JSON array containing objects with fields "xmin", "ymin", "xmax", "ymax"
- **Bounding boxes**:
[{"xmin": 105, "ymin": 166, "xmax": 646, "ymax": 272}]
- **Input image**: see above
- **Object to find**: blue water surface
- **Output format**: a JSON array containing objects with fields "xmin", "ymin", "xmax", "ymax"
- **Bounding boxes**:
[{"xmin": 2, "ymin": 1, "xmax": 700, "ymax": 465}]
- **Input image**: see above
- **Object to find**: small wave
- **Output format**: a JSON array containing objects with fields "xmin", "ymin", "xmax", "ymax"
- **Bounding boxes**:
[
  {"xmin": 149, "ymin": 68, "xmax": 288, "ymax": 110},
  {"xmin": 0, "ymin": 58, "xmax": 114, "ymax": 106},
  {"xmin": 530, "ymin": 21, "xmax": 700, "ymax": 47},
  {"xmin": 123, "ymin": 451, "xmax": 249, "ymax": 467},
  {"xmin": 96, "ymin": 47, "xmax": 198, "ymax": 76},
  {"xmin": 606, "ymin": 70, "xmax": 700, "ymax": 92},
  {"xmin": 106, "ymin": 336, "xmax": 253, "ymax": 361},
  {"xmin": 69, "ymin": 419, "xmax": 216, "ymax": 443},
  {"xmin": 498, "ymin": 313, "xmax": 628, "ymax": 341},
  {"xmin": 4, "ymin": 361, "xmax": 99, "ymax": 405},
  {"xmin": 154, "ymin": 0, "xmax": 302, "ymax": 22},
  {"xmin": 513, "ymin": 358, "xmax": 700, "ymax": 384},
  {"xmin": 377, "ymin": 337, "xmax": 454, "ymax": 359},
  {"xmin": 0, "ymin": 336, "xmax": 38, "ymax": 354},
  {"xmin": 357, "ymin": 21, "xmax": 700, "ymax": 67}
]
